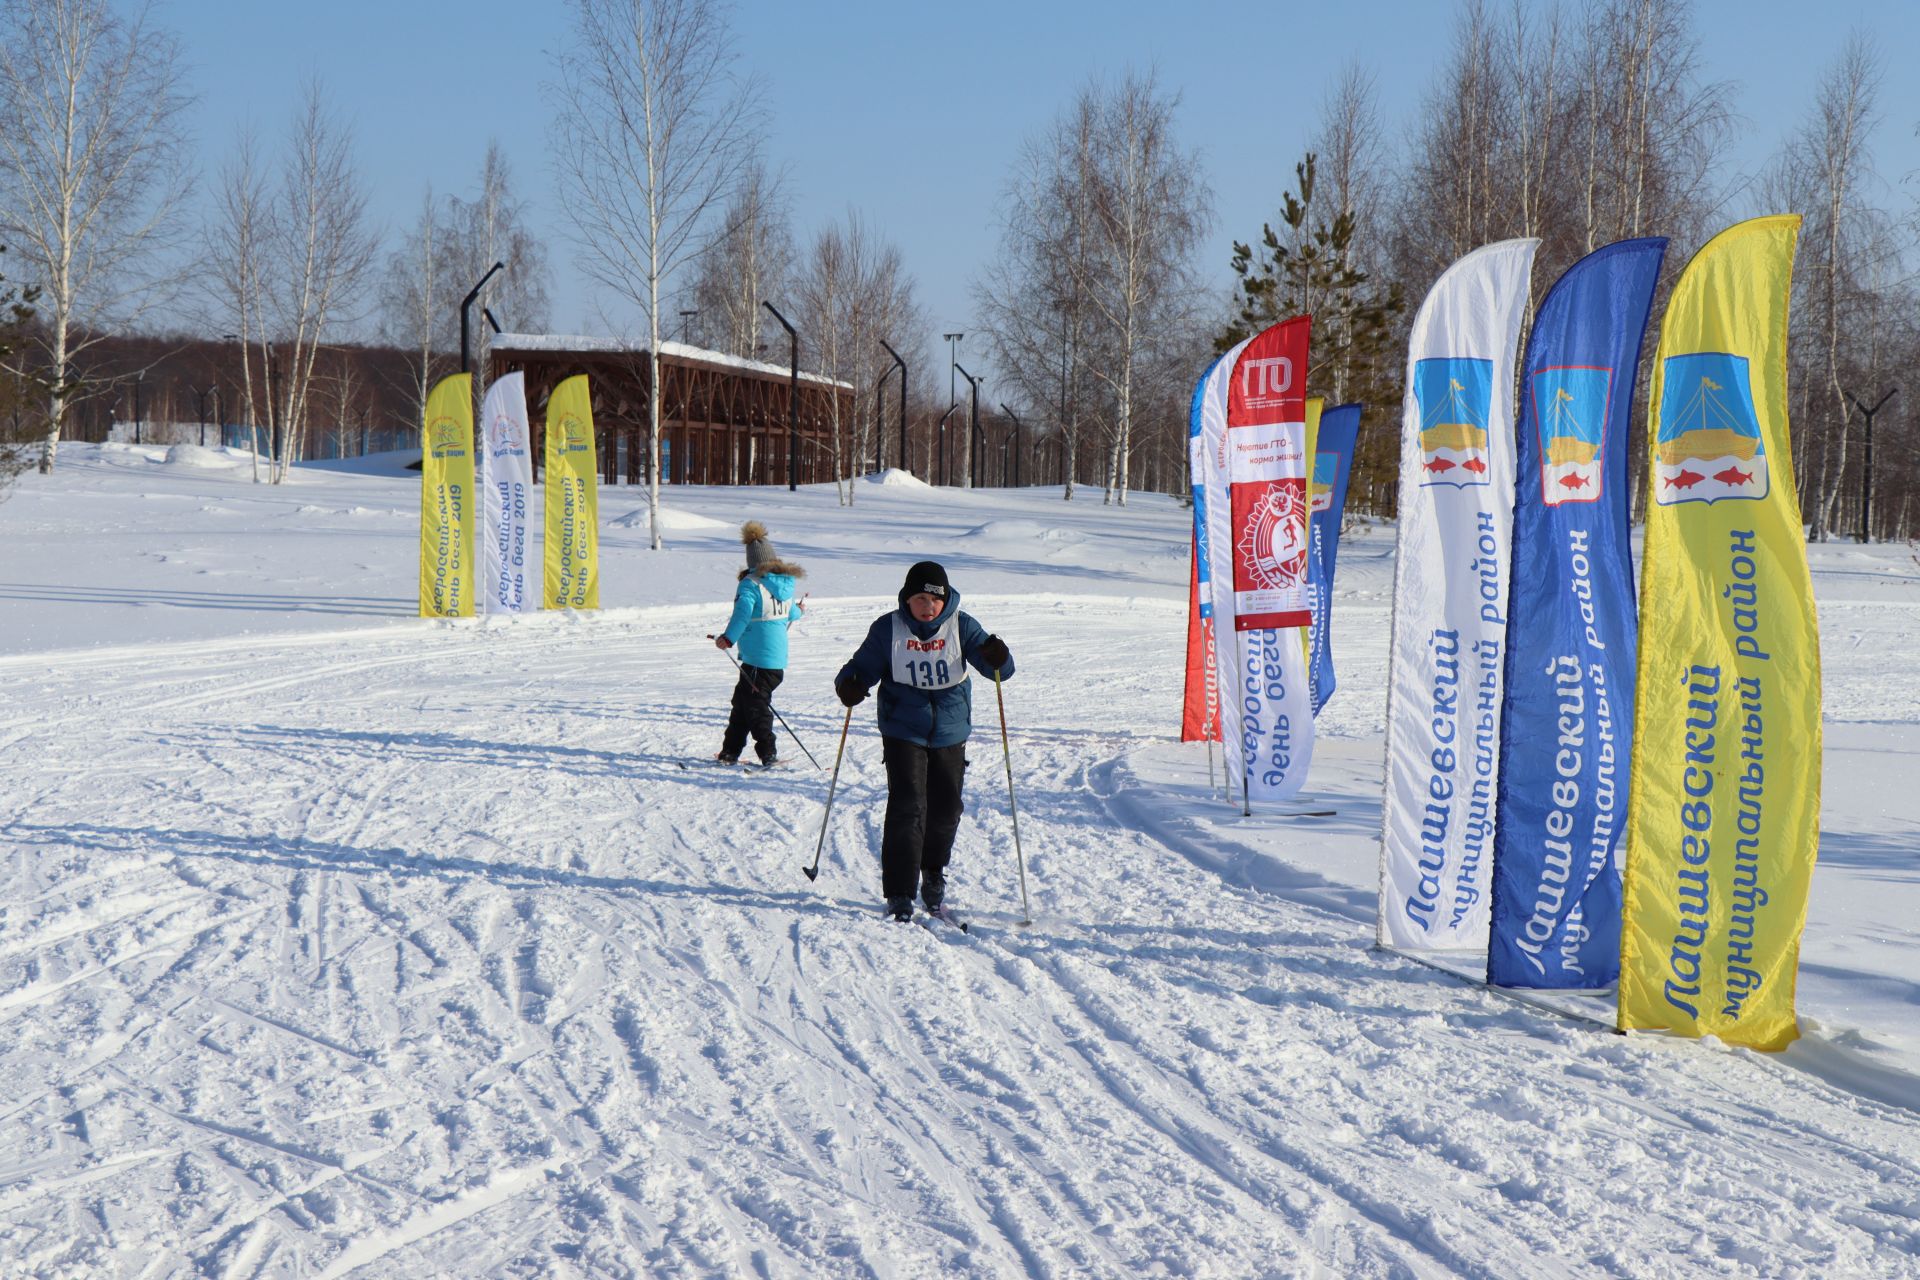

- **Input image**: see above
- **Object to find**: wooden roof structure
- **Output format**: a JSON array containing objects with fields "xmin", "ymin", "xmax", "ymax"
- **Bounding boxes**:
[{"xmin": 490, "ymin": 334, "xmax": 856, "ymax": 486}]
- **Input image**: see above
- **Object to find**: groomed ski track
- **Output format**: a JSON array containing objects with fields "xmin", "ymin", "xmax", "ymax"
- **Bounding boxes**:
[{"xmin": 3, "ymin": 597, "xmax": 1918, "ymax": 1278}]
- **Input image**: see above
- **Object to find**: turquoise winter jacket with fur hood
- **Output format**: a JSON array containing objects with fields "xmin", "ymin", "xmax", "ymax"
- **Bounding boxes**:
[{"xmin": 723, "ymin": 572, "xmax": 802, "ymax": 669}]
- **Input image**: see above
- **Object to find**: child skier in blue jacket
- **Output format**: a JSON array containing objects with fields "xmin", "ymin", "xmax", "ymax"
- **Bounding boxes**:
[
  {"xmin": 715, "ymin": 522, "xmax": 805, "ymax": 766},
  {"xmin": 835, "ymin": 560, "xmax": 1012, "ymax": 921}
]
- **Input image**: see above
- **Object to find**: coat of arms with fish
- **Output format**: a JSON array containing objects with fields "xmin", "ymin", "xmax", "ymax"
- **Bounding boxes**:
[
  {"xmin": 1655, "ymin": 352, "xmax": 1768, "ymax": 505},
  {"xmin": 1531, "ymin": 365, "xmax": 1611, "ymax": 506},
  {"xmin": 1414, "ymin": 357, "xmax": 1493, "ymax": 488}
]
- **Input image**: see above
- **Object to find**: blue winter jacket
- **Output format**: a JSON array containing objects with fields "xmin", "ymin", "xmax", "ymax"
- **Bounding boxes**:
[
  {"xmin": 723, "ymin": 571, "xmax": 802, "ymax": 668},
  {"xmin": 837, "ymin": 587, "xmax": 1013, "ymax": 748}
]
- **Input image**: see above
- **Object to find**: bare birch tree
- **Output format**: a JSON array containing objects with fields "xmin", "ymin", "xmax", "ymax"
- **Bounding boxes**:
[
  {"xmin": 1503, "ymin": 1, "xmax": 1564, "ymax": 269},
  {"xmin": 683, "ymin": 158, "xmax": 789, "ymax": 358},
  {"xmin": 205, "ymin": 131, "xmax": 270, "ymax": 481},
  {"xmin": 0, "ymin": 244, "xmax": 45, "ymax": 494},
  {"xmin": 976, "ymin": 108, "xmax": 1097, "ymax": 502},
  {"xmin": 845, "ymin": 238, "xmax": 917, "ymax": 491},
  {"xmin": 794, "ymin": 212, "xmax": 917, "ymax": 504},
  {"xmin": 376, "ymin": 186, "xmax": 448, "ymax": 436},
  {"xmin": 256, "ymin": 84, "xmax": 377, "ymax": 483},
  {"xmin": 441, "ymin": 140, "xmax": 551, "ymax": 402},
  {"xmin": 0, "ymin": 0, "xmax": 190, "ymax": 473},
  {"xmin": 1797, "ymin": 35, "xmax": 1882, "ymax": 541},
  {"xmin": 1072, "ymin": 75, "xmax": 1206, "ymax": 504},
  {"xmin": 981, "ymin": 72, "xmax": 1205, "ymax": 506},
  {"xmin": 796, "ymin": 219, "xmax": 850, "ymax": 502},
  {"xmin": 376, "ymin": 148, "xmax": 551, "ymax": 435},
  {"xmin": 1313, "ymin": 63, "xmax": 1386, "ymax": 281},
  {"xmin": 552, "ymin": 0, "xmax": 762, "ymax": 549}
]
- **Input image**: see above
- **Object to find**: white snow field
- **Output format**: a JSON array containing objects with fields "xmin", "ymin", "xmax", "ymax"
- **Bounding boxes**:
[{"xmin": 2, "ymin": 442, "xmax": 1918, "ymax": 1278}]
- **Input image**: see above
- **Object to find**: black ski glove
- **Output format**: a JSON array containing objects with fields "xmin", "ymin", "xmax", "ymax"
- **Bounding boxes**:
[
  {"xmin": 835, "ymin": 675, "xmax": 869, "ymax": 708},
  {"xmin": 977, "ymin": 634, "xmax": 1010, "ymax": 671}
]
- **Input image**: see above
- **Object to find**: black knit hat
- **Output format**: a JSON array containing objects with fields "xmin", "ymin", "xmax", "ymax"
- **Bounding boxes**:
[{"xmin": 901, "ymin": 560, "xmax": 950, "ymax": 601}]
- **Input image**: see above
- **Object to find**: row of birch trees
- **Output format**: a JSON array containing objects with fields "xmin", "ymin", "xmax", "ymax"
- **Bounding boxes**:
[
  {"xmin": 3, "ymin": 0, "xmax": 1915, "ymax": 535},
  {"xmin": 974, "ymin": 0, "xmax": 1920, "ymax": 531},
  {"xmin": 0, "ymin": 0, "xmax": 555, "ymax": 486}
]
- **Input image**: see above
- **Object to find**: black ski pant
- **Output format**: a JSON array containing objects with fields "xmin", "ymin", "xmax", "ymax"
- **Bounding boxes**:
[
  {"xmin": 881, "ymin": 737, "xmax": 967, "ymax": 904},
  {"xmin": 721, "ymin": 664, "xmax": 784, "ymax": 762}
]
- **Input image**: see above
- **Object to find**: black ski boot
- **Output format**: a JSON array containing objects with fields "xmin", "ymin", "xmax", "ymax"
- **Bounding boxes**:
[{"xmin": 886, "ymin": 897, "xmax": 914, "ymax": 922}]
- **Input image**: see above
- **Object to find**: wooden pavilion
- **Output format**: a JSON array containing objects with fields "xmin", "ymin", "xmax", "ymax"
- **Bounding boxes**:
[{"xmin": 490, "ymin": 333, "xmax": 855, "ymax": 486}]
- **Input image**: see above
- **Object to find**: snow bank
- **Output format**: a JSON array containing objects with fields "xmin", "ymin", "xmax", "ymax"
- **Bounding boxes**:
[
  {"xmin": 158, "ymin": 443, "xmax": 246, "ymax": 470},
  {"xmin": 300, "ymin": 449, "xmax": 423, "ymax": 478},
  {"xmin": 862, "ymin": 467, "xmax": 930, "ymax": 489},
  {"xmin": 609, "ymin": 503, "xmax": 731, "ymax": 533},
  {"xmin": 960, "ymin": 518, "xmax": 1083, "ymax": 546}
]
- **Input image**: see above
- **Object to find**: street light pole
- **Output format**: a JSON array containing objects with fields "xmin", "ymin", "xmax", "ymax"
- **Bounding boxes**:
[
  {"xmin": 679, "ymin": 309, "xmax": 698, "ymax": 345},
  {"xmin": 761, "ymin": 300, "xmax": 799, "ymax": 491},
  {"xmin": 943, "ymin": 331, "xmax": 962, "ymax": 419},
  {"xmin": 953, "ymin": 363, "xmax": 981, "ymax": 489},
  {"xmin": 881, "ymin": 339, "xmax": 907, "ymax": 477},
  {"xmin": 934, "ymin": 402, "xmax": 961, "ymax": 486},
  {"xmin": 1851, "ymin": 387, "xmax": 1897, "ymax": 542},
  {"xmin": 460, "ymin": 261, "xmax": 506, "ymax": 374},
  {"xmin": 1001, "ymin": 404, "xmax": 1022, "ymax": 488}
]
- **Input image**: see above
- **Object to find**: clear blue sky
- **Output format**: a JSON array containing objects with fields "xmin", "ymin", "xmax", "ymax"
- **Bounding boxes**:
[{"xmin": 174, "ymin": 0, "xmax": 1919, "ymax": 381}]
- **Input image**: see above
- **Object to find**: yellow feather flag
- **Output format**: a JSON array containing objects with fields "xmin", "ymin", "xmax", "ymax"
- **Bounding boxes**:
[
  {"xmin": 419, "ymin": 373, "xmax": 475, "ymax": 618},
  {"xmin": 1302, "ymin": 396, "xmax": 1323, "ymax": 664},
  {"xmin": 543, "ymin": 374, "xmax": 600, "ymax": 610},
  {"xmin": 1618, "ymin": 215, "xmax": 1819, "ymax": 1050}
]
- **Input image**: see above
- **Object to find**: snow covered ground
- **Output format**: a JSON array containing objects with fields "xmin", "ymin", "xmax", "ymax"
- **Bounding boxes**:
[{"xmin": 1, "ymin": 441, "xmax": 1917, "ymax": 1277}]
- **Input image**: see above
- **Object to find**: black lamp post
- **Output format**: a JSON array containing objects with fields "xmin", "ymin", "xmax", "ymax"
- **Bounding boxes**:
[
  {"xmin": 223, "ymin": 334, "xmax": 240, "ymax": 433},
  {"xmin": 1851, "ymin": 387, "xmax": 1897, "ymax": 543},
  {"xmin": 1001, "ymin": 404, "xmax": 1022, "ymax": 488},
  {"xmin": 133, "ymin": 374, "xmax": 144, "ymax": 445},
  {"xmin": 953, "ymin": 363, "xmax": 981, "ymax": 489},
  {"xmin": 761, "ymin": 300, "xmax": 799, "ymax": 491},
  {"xmin": 460, "ymin": 261, "xmax": 506, "ymax": 373},
  {"xmin": 943, "ymin": 331, "xmax": 962, "ymax": 420},
  {"xmin": 679, "ymin": 309, "xmax": 698, "ymax": 345},
  {"xmin": 934, "ymin": 402, "xmax": 961, "ymax": 485},
  {"xmin": 880, "ymin": 339, "xmax": 907, "ymax": 476}
]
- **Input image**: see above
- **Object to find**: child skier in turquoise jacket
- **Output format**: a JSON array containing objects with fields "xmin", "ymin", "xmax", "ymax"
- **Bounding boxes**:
[{"xmin": 714, "ymin": 522, "xmax": 805, "ymax": 766}]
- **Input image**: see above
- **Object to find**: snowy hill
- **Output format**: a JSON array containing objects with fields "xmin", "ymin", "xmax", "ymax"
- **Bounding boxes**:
[{"xmin": 1, "ymin": 444, "xmax": 1918, "ymax": 1277}]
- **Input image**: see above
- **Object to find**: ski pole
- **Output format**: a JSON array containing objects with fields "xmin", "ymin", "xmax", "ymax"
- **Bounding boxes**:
[
  {"xmin": 707, "ymin": 636, "xmax": 821, "ymax": 769},
  {"xmin": 993, "ymin": 670, "xmax": 1033, "ymax": 926},
  {"xmin": 804, "ymin": 705, "xmax": 853, "ymax": 882}
]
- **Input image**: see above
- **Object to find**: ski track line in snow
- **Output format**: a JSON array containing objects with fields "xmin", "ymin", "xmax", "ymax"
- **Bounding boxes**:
[
  {"xmin": 1038, "ymin": 737, "xmax": 1920, "ymax": 1271},
  {"xmin": 4, "ymin": 601, "xmax": 1920, "ymax": 1276},
  {"xmin": 993, "ymin": 746, "xmax": 1588, "ymax": 1275}
]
